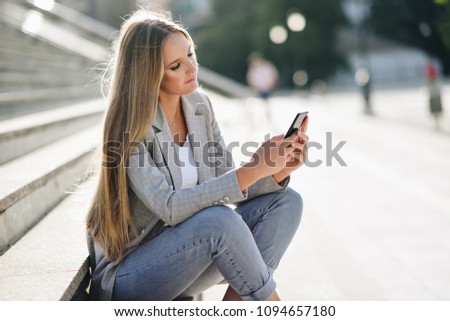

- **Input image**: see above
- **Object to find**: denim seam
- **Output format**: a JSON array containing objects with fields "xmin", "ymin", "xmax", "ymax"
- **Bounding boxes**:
[
  {"xmin": 163, "ymin": 238, "xmax": 211, "ymax": 258},
  {"xmin": 246, "ymin": 207, "xmax": 278, "ymax": 275},
  {"xmin": 250, "ymin": 206, "xmax": 271, "ymax": 236},
  {"xmin": 217, "ymin": 243, "xmax": 255, "ymax": 294},
  {"xmin": 117, "ymin": 239, "xmax": 212, "ymax": 281}
]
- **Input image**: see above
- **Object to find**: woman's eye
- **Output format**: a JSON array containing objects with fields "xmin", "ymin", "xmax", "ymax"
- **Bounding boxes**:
[
  {"xmin": 188, "ymin": 52, "xmax": 193, "ymax": 57},
  {"xmin": 170, "ymin": 63, "xmax": 181, "ymax": 71}
]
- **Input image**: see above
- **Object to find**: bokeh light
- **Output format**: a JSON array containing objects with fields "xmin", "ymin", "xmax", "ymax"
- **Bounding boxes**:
[
  {"xmin": 33, "ymin": 0, "xmax": 55, "ymax": 11},
  {"xmin": 287, "ymin": 12, "xmax": 306, "ymax": 32},
  {"xmin": 22, "ymin": 11, "xmax": 44, "ymax": 35},
  {"xmin": 311, "ymin": 79, "xmax": 327, "ymax": 94},
  {"xmin": 354, "ymin": 67, "xmax": 371, "ymax": 86},
  {"xmin": 293, "ymin": 70, "xmax": 308, "ymax": 86},
  {"xmin": 269, "ymin": 25, "xmax": 288, "ymax": 44},
  {"xmin": 418, "ymin": 22, "xmax": 432, "ymax": 38}
]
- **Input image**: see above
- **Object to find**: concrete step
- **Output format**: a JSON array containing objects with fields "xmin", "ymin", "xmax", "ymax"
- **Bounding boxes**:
[
  {"xmin": 0, "ymin": 71, "xmax": 93, "ymax": 94},
  {"xmin": 1, "ymin": 2, "xmax": 106, "ymax": 62},
  {"xmin": 0, "ymin": 22, "xmax": 68, "ymax": 53},
  {"xmin": 0, "ymin": 98, "xmax": 105, "ymax": 164},
  {"xmin": 0, "ymin": 26, "xmax": 93, "ymax": 65},
  {"xmin": 0, "ymin": 86, "xmax": 96, "ymax": 110},
  {"xmin": 0, "ymin": 98, "xmax": 98, "ymax": 121},
  {"xmin": 0, "ymin": 41, "xmax": 89, "ymax": 64},
  {"xmin": 0, "ymin": 176, "xmax": 95, "ymax": 300},
  {"xmin": 0, "ymin": 20, "xmax": 97, "ymax": 51},
  {"xmin": 0, "ymin": 34, "xmax": 73, "ymax": 56},
  {"xmin": 0, "ymin": 72, "xmax": 89, "ymax": 88},
  {"xmin": 0, "ymin": 54, "xmax": 89, "ymax": 72},
  {"xmin": 24, "ymin": 0, "xmax": 115, "ymax": 41},
  {"xmin": 0, "ymin": 125, "xmax": 101, "ymax": 254}
]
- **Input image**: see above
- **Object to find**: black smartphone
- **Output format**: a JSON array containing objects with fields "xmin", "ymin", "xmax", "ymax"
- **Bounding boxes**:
[{"xmin": 285, "ymin": 112, "xmax": 308, "ymax": 138}]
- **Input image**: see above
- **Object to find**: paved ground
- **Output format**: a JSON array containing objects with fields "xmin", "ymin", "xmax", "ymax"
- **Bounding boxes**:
[{"xmin": 200, "ymin": 81, "xmax": 450, "ymax": 300}]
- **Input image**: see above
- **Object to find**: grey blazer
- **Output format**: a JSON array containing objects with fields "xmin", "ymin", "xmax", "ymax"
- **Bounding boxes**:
[{"xmin": 88, "ymin": 90, "xmax": 289, "ymax": 300}]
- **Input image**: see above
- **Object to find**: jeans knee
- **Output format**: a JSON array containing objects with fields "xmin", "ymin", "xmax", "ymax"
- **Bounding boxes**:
[
  {"xmin": 286, "ymin": 187, "xmax": 303, "ymax": 210},
  {"xmin": 281, "ymin": 187, "xmax": 303, "ymax": 223},
  {"xmin": 195, "ymin": 206, "xmax": 248, "ymax": 238}
]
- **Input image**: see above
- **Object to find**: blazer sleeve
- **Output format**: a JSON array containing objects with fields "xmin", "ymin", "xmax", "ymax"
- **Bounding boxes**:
[
  {"xmin": 203, "ymin": 94, "xmax": 290, "ymax": 200},
  {"xmin": 127, "ymin": 141, "xmax": 247, "ymax": 226}
]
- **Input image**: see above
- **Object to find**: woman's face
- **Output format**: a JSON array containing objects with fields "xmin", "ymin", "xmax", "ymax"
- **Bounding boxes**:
[{"xmin": 160, "ymin": 32, "xmax": 198, "ymax": 97}]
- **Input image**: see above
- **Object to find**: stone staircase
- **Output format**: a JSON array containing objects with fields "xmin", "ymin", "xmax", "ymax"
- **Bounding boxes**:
[
  {"xmin": 0, "ymin": 0, "xmax": 108, "ymax": 300},
  {"xmin": 0, "ymin": 0, "xmax": 253, "ymax": 301}
]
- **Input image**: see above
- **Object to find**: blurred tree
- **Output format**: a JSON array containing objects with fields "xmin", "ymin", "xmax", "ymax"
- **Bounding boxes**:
[
  {"xmin": 368, "ymin": 0, "xmax": 450, "ymax": 74},
  {"xmin": 193, "ymin": 0, "xmax": 348, "ymax": 88},
  {"xmin": 438, "ymin": 1, "xmax": 450, "ymax": 52},
  {"xmin": 252, "ymin": 0, "xmax": 348, "ymax": 87},
  {"xmin": 193, "ymin": 0, "xmax": 254, "ymax": 85}
]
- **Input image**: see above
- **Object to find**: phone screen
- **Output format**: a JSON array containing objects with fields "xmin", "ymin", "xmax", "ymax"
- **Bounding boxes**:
[{"xmin": 285, "ymin": 112, "xmax": 308, "ymax": 138}]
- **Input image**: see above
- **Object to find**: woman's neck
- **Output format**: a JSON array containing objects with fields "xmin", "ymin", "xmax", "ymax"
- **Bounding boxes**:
[
  {"xmin": 159, "ymin": 93, "xmax": 187, "ymax": 146},
  {"xmin": 159, "ymin": 93, "xmax": 180, "ymax": 114}
]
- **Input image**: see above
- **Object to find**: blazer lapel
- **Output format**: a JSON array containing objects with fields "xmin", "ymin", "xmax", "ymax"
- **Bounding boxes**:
[
  {"xmin": 152, "ymin": 104, "xmax": 182, "ymax": 190},
  {"xmin": 182, "ymin": 95, "xmax": 215, "ymax": 184}
]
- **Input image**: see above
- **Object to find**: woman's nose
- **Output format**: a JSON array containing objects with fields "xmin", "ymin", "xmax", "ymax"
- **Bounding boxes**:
[{"xmin": 187, "ymin": 58, "xmax": 197, "ymax": 74}]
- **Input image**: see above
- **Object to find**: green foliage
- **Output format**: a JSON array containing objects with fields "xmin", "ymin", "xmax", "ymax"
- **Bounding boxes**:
[
  {"xmin": 193, "ymin": 7, "xmax": 254, "ymax": 84},
  {"xmin": 437, "ymin": 2, "xmax": 450, "ymax": 52},
  {"xmin": 368, "ymin": 0, "xmax": 450, "ymax": 74},
  {"xmin": 192, "ymin": 0, "xmax": 348, "ymax": 88}
]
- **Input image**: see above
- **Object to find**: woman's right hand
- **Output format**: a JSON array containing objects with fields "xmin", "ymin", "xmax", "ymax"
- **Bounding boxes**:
[
  {"xmin": 247, "ymin": 134, "xmax": 297, "ymax": 178},
  {"xmin": 236, "ymin": 134, "xmax": 297, "ymax": 191}
]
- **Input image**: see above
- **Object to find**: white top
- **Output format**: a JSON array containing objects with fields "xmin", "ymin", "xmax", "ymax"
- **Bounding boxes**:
[{"xmin": 176, "ymin": 137, "xmax": 198, "ymax": 189}]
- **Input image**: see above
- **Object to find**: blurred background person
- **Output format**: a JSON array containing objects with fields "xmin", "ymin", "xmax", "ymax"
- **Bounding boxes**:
[
  {"xmin": 424, "ymin": 60, "xmax": 443, "ymax": 131},
  {"xmin": 246, "ymin": 53, "xmax": 279, "ymax": 122}
]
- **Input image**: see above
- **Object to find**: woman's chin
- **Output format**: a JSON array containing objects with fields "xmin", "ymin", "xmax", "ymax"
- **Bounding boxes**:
[{"xmin": 186, "ymin": 81, "xmax": 199, "ymax": 94}]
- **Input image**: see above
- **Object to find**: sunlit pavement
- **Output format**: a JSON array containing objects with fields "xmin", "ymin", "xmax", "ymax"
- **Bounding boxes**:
[{"xmin": 201, "ymin": 81, "xmax": 450, "ymax": 300}]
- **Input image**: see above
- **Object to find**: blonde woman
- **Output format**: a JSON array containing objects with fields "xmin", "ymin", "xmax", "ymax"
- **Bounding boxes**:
[{"xmin": 86, "ymin": 9, "xmax": 309, "ymax": 301}]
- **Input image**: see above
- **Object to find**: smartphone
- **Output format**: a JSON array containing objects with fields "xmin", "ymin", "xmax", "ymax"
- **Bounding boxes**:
[{"xmin": 285, "ymin": 112, "xmax": 308, "ymax": 138}]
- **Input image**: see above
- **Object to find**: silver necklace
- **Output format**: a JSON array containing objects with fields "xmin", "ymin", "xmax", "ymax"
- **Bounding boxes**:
[{"xmin": 171, "ymin": 107, "xmax": 179, "ymax": 127}]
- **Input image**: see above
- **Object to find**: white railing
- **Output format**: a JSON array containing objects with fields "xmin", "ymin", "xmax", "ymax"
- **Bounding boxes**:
[{"xmin": 1, "ymin": 0, "xmax": 253, "ymax": 98}]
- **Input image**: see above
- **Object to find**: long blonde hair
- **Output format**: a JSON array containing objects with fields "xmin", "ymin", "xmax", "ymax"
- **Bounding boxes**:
[{"xmin": 86, "ymin": 10, "xmax": 192, "ymax": 262}]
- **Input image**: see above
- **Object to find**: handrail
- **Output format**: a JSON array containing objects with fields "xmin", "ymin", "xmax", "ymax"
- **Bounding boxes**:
[
  {"xmin": 1, "ymin": 2, "xmax": 106, "ymax": 61},
  {"xmin": 198, "ymin": 67, "xmax": 253, "ymax": 98},
  {"xmin": 1, "ymin": 0, "xmax": 253, "ymax": 99},
  {"xmin": 24, "ymin": 0, "xmax": 116, "ymax": 41}
]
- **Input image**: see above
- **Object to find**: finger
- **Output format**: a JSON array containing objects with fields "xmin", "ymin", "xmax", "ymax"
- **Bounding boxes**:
[
  {"xmin": 293, "ymin": 151, "xmax": 303, "ymax": 159},
  {"xmin": 289, "ymin": 153, "xmax": 303, "ymax": 165},
  {"xmin": 289, "ymin": 149, "xmax": 302, "ymax": 158},
  {"xmin": 282, "ymin": 132, "xmax": 298, "ymax": 145},
  {"xmin": 262, "ymin": 134, "xmax": 283, "ymax": 148},
  {"xmin": 291, "ymin": 149, "xmax": 302, "ymax": 159},
  {"xmin": 286, "ymin": 146, "xmax": 296, "ymax": 155},
  {"xmin": 290, "ymin": 142, "xmax": 303, "ymax": 151},
  {"xmin": 300, "ymin": 116, "xmax": 309, "ymax": 132},
  {"xmin": 270, "ymin": 134, "xmax": 284, "ymax": 143},
  {"xmin": 297, "ymin": 132, "xmax": 309, "ymax": 144}
]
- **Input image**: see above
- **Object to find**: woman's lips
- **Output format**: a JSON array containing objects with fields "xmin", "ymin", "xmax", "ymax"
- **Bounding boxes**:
[{"xmin": 186, "ymin": 76, "xmax": 197, "ymax": 83}]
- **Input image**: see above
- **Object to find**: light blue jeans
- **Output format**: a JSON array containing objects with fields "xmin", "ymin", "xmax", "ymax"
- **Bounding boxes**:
[{"xmin": 112, "ymin": 187, "xmax": 303, "ymax": 301}]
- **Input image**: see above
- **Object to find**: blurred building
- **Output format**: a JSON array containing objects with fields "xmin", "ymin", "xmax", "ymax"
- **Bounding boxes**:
[
  {"xmin": 334, "ymin": 28, "xmax": 433, "ymax": 86},
  {"xmin": 54, "ymin": 0, "xmax": 437, "ymax": 87},
  {"xmin": 56, "ymin": 0, "xmax": 213, "ymax": 29},
  {"xmin": 137, "ymin": 0, "xmax": 213, "ymax": 29},
  {"xmin": 57, "ymin": 0, "xmax": 135, "ymax": 27},
  {"xmin": 336, "ymin": 0, "xmax": 437, "ymax": 86}
]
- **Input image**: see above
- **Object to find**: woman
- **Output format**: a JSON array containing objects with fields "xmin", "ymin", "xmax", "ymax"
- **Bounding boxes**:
[{"xmin": 86, "ymin": 9, "xmax": 309, "ymax": 301}]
